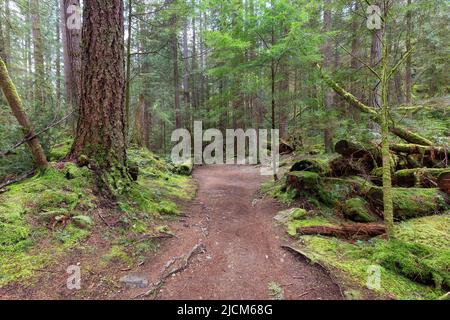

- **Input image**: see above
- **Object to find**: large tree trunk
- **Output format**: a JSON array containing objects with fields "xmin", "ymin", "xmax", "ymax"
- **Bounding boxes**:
[
  {"xmin": 60, "ymin": 0, "xmax": 82, "ymax": 116},
  {"xmin": 0, "ymin": 59, "xmax": 48, "ymax": 169},
  {"xmin": 69, "ymin": 0, "xmax": 130, "ymax": 194}
]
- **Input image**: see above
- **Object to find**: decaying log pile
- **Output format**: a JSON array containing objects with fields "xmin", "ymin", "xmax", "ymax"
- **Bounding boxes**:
[
  {"xmin": 296, "ymin": 223, "xmax": 386, "ymax": 238},
  {"xmin": 438, "ymin": 172, "xmax": 450, "ymax": 194},
  {"xmin": 393, "ymin": 168, "xmax": 450, "ymax": 188}
]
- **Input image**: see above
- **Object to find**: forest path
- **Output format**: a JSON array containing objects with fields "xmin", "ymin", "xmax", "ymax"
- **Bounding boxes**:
[{"xmin": 127, "ymin": 165, "xmax": 342, "ymax": 300}]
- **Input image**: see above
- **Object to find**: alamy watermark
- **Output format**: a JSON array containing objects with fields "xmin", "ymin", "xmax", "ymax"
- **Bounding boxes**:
[
  {"xmin": 367, "ymin": 5, "xmax": 382, "ymax": 30},
  {"xmin": 366, "ymin": 265, "xmax": 381, "ymax": 290},
  {"xmin": 171, "ymin": 121, "xmax": 279, "ymax": 176},
  {"xmin": 66, "ymin": 265, "xmax": 81, "ymax": 290}
]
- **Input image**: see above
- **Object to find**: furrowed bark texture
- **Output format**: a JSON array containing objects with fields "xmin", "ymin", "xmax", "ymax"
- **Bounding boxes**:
[{"xmin": 70, "ymin": 0, "xmax": 129, "ymax": 192}]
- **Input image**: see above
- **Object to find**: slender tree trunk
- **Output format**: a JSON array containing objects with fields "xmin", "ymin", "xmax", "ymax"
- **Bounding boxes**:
[
  {"xmin": 171, "ymin": 11, "xmax": 181, "ymax": 129},
  {"xmin": 369, "ymin": 1, "xmax": 383, "ymax": 132},
  {"xmin": 405, "ymin": 0, "xmax": 413, "ymax": 106},
  {"xmin": 322, "ymin": 0, "xmax": 334, "ymax": 152},
  {"xmin": 380, "ymin": 19, "xmax": 394, "ymax": 238},
  {"xmin": 30, "ymin": 0, "xmax": 46, "ymax": 111},
  {"xmin": 132, "ymin": 94, "xmax": 150, "ymax": 149},
  {"xmin": 55, "ymin": 0, "xmax": 61, "ymax": 114},
  {"xmin": 0, "ymin": 59, "xmax": 48, "ymax": 169},
  {"xmin": 60, "ymin": 0, "xmax": 82, "ymax": 115},
  {"xmin": 182, "ymin": 18, "xmax": 191, "ymax": 128},
  {"xmin": 349, "ymin": 0, "xmax": 361, "ymax": 123},
  {"xmin": 69, "ymin": 0, "xmax": 130, "ymax": 194},
  {"xmin": 125, "ymin": 0, "xmax": 132, "ymax": 137},
  {"xmin": 0, "ymin": 0, "xmax": 11, "ymax": 66}
]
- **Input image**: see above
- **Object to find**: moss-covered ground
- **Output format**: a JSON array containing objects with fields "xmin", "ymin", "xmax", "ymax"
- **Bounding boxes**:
[
  {"xmin": 263, "ymin": 166, "xmax": 449, "ymax": 300},
  {"xmin": 0, "ymin": 146, "xmax": 194, "ymax": 287}
]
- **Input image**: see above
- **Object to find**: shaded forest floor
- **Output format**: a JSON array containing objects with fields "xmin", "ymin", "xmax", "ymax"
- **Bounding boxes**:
[{"xmin": 0, "ymin": 165, "xmax": 344, "ymax": 300}]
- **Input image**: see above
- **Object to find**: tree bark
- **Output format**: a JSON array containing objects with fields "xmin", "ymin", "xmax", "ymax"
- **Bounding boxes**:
[
  {"xmin": 30, "ymin": 0, "xmax": 47, "ymax": 110},
  {"xmin": 69, "ymin": 0, "xmax": 130, "ymax": 194},
  {"xmin": 322, "ymin": 0, "xmax": 334, "ymax": 153},
  {"xmin": 405, "ymin": 0, "xmax": 413, "ymax": 106},
  {"xmin": 0, "ymin": 59, "xmax": 48, "ymax": 169},
  {"xmin": 296, "ymin": 224, "xmax": 386, "ymax": 238},
  {"xmin": 60, "ymin": 0, "xmax": 82, "ymax": 114},
  {"xmin": 171, "ymin": 11, "xmax": 181, "ymax": 129}
]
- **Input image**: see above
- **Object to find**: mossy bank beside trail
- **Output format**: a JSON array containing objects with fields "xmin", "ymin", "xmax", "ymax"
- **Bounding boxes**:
[
  {"xmin": 0, "ymin": 147, "xmax": 194, "ymax": 288},
  {"xmin": 263, "ymin": 150, "xmax": 449, "ymax": 300}
]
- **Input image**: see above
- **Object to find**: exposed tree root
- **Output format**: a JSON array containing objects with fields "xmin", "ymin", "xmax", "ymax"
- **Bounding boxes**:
[{"xmin": 133, "ymin": 242, "xmax": 206, "ymax": 299}]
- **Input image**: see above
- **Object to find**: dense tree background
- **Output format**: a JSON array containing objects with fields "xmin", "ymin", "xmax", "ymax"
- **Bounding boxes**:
[{"xmin": 0, "ymin": 0, "xmax": 449, "ymax": 179}]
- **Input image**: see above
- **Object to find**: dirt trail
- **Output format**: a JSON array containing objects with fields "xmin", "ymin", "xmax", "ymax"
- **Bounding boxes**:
[{"xmin": 126, "ymin": 165, "xmax": 342, "ymax": 300}]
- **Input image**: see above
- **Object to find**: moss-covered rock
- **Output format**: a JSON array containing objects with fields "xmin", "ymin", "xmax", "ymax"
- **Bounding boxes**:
[{"xmin": 343, "ymin": 198, "xmax": 377, "ymax": 222}]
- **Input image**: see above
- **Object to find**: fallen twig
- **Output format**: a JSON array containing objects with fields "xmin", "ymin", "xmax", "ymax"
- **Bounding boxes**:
[{"xmin": 0, "ymin": 169, "xmax": 36, "ymax": 191}]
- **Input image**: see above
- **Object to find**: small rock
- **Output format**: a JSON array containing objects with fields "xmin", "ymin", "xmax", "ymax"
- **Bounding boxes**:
[{"xmin": 119, "ymin": 274, "xmax": 149, "ymax": 288}]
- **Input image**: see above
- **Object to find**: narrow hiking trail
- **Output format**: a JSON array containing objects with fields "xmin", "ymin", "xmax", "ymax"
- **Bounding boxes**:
[{"xmin": 125, "ymin": 165, "xmax": 342, "ymax": 300}]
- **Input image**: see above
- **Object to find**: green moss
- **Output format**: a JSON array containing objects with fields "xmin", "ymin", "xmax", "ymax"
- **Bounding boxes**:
[
  {"xmin": 260, "ymin": 178, "xmax": 297, "ymax": 204},
  {"xmin": 373, "ymin": 240, "xmax": 449, "ymax": 290},
  {"xmin": 49, "ymin": 139, "xmax": 72, "ymax": 161},
  {"xmin": 55, "ymin": 224, "xmax": 89, "ymax": 248},
  {"xmin": 287, "ymin": 216, "xmax": 333, "ymax": 236},
  {"xmin": 101, "ymin": 245, "xmax": 132, "ymax": 267},
  {"xmin": 343, "ymin": 198, "xmax": 377, "ymax": 223},
  {"xmin": 293, "ymin": 214, "xmax": 450, "ymax": 299}
]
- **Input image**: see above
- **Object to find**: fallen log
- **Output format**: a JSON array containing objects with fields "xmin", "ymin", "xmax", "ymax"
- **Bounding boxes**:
[
  {"xmin": 367, "ymin": 187, "xmax": 449, "ymax": 220},
  {"xmin": 390, "ymin": 143, "xmax": 448, "ymax": 158},
  {"xmin": 296, "ymin": 223, "xmax": 386, "ymax": 238},
  {"xmin": 393, "ymin": 168, "xmax": 450, "ymax": 188},
  {"xmin": 286, "ymin": 171, "xmax": 321, "ymax": 192},
  {"xmin": 438, "ymin": 172, "xmax": 450, "ymax": 195},
  {"xmin": 335, "ymin": 140, "xmax": 379, "ymax": 159},
  {"xmin": 279, "ymin": 139, "xmax": 294, "ymax": 154},
  {"xmin": 330, "ymin": 156, "xmax": 378, "ymax": 177},
  {"xmin": 290, "ymin": 159, "xmax": 331, "ymax": 176}
]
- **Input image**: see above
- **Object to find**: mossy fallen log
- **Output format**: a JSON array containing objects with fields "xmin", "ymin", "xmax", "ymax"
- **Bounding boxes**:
[
  {"xmin": 394, "ymin": 168, "xmax": 450, "ymax": 188},
  {"xmin": 367, "ymin": 187, "xmax": 449, "ymax": 220},
  {"xmin": 390, "ymin": 143, "xmax": 448, "ymax": 158},
  {"xmin": 342, "ymin": 198, "xmax": 377, "ymax": 222},
  {"xmin": 296, "ymin": 223, "xmax": 386, "ymax": 238},
  {"xmin": 286, "ymin": 171, "xmax": 321, "ymax": 192},
  {"xmin": 438, "ymin": 172, "xmax": 450, "ymax": 195},
  {"xmin": 279, "ymin": 139, "xmax": 294, "ymax": 154},
  {"xmin": 175, "ymin": 159, "xmax": 193, "ymax": 175},
  {"xmin": 290, "ymin": 159, "xmax": 331, "ymax": 176}
]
